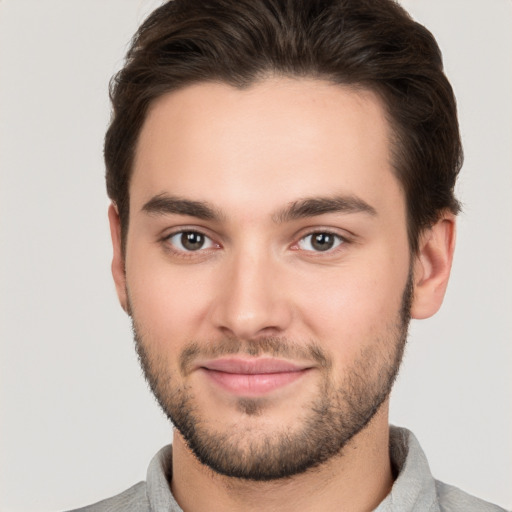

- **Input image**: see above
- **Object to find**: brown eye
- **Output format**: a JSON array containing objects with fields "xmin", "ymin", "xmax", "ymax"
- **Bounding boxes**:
[
  {"xmin": 181, "ymin": 232, "xmax": 205, "ymax": 251},
  {"xmin": 167, "ymin": 231, "xmax": 215, "ymax": 252},
  {"xmin": 311, "ymin": 233, "xmax": 335, "ymax": 251},
  {"xmin": 298, "ymin": 232, "xmax": 344, "ymax": 252}
]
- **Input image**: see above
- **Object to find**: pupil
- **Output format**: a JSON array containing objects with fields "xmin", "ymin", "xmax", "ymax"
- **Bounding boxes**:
[
  {"xmin": 181, "ymin": 232, "xmax": 204, "ymax": 251},
  {"xmin": 312, "ymin": 233, "xmax": 334, "ymax": 251}
]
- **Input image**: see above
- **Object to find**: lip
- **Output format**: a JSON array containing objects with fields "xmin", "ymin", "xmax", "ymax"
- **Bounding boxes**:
[{"xmin": 197, "ymin": 357, "xmax": 312, "ymax": 396}]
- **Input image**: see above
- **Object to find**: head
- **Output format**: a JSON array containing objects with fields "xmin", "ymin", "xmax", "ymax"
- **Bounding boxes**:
[{"xmin": 106, "ymin": 0, "xmax": 460, "ymax": 481}]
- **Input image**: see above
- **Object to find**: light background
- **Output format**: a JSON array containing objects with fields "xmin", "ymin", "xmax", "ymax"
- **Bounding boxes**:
[{"xmin": 0, "ymin": 1, "xmax": 511, "ymax": 510}]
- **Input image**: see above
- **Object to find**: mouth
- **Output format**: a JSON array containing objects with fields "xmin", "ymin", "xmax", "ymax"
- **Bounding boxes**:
[{"xmin": 197, "ymin": 357, "xmax": 313, "ymax": 396}]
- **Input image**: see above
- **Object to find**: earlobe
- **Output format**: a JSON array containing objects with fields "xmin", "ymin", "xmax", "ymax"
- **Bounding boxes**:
[
  {"xmin": 411, "ymin": 213, "xmax": 456, "ymax": 319},
  {"xmin": 108, "ymin": 203, "xmax": 129, "ymax": 314}
]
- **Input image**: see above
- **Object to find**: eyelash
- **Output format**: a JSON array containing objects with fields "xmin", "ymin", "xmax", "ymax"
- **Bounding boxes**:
[
  {"xmin": 161, "ymin": 228, "xmax": 349, "ymax": 257},
  {"xmin": 293, "ymin": 231, "xmax": 346, "ymax": 253},
  {"xmin": 162, "ymin": 229, "xmax": 220, "ymax": 258}
]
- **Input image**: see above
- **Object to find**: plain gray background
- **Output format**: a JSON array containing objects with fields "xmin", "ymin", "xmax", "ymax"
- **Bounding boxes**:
[{"xmin": 1, "ymin": 1, "xmax": 511, "ymax": 510}]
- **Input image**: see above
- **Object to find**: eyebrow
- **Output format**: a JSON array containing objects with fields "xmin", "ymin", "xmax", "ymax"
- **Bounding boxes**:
[
  {"xmin": 141, "ymin": 194, "xmax": 223, "ymax": 221},
  {"xmin": 273, "ymin": 195, "xmax": 377, "ymax": 223},
  {"xmin": 141, "ymin": 193, "xmax": 377, "ymax": 223}
]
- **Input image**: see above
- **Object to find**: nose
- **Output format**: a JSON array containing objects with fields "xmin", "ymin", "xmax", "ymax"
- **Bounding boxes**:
[{"xmin": 209, "ymin": 248, "xmax": 293, "ymax": 340}]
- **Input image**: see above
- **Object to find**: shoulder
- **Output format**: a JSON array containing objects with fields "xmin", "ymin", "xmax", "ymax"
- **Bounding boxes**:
[
  {"xmin": 66, "ymin": 481, "xmax": 149, "ymax": 512},
  {"xmin": 435, "ymin": 480, "xmax": 508, "ymax": 512}
]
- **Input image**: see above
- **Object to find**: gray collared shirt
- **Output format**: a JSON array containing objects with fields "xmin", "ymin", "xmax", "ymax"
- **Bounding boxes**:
[{"xmin": 70, "ymin": 426, "xmax": 506, "ymax": 511}]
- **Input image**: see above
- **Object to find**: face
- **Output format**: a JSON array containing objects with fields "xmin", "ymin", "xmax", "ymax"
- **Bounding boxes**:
[{"xmin": 117, "ymin": 78, "xmax": 414, "ymax": 480}]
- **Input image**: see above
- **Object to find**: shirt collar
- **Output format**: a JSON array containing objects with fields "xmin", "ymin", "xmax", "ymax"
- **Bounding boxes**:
[{"xmin": 374, "ymin": 426, "xmax": 440, "ymax": 512}]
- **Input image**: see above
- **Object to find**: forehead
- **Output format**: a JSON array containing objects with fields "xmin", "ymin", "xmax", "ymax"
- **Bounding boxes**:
[{"xmin": 131, "ymin": 78, "xmax": 403, "ymax": 218}]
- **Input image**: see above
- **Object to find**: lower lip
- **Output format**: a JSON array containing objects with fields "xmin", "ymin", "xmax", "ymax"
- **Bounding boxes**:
[{"xmin": 201, "ymin": 368, "xmax": 309, "ymax": 396}]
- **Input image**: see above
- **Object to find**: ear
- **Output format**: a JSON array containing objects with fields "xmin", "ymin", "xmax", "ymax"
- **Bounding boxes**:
[
  {"xmin": 411, "ymin": 213, "xmax": 456, "ymax": 319},
  {"xmin": 108, "ymin": 203, "xmax": 129, "ymax": 314}
]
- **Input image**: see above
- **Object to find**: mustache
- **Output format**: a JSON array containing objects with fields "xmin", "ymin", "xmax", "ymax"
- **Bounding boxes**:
[{"xmin": 179, "ymin": 337, "xmax": 331, "ymax": 376}]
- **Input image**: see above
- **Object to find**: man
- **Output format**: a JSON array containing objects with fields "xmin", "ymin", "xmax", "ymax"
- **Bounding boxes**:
[{"xmin": 72, "ymin": 0, "xmax": 505, "ymax": 510}]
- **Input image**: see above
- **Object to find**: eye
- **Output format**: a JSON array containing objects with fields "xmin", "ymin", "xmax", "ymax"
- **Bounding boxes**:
[
  {"xmin": 297, "ymin": 232, "xmax": 344, "ymax": 252},
  {"xmin": 166, "ymin": 231, "xmax": 217, "ymax": 252}
]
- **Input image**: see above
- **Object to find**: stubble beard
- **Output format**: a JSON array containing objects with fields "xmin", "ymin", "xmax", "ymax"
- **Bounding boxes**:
[{"xmin": 131, "ymin": 273, "xmax": 413, "ymax": 481}]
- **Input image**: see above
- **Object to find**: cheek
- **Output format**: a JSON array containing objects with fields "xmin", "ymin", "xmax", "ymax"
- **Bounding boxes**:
[
  {"xmin": 125, "ymin": 250, "xmax": 215, "ymax": 348},
  {"xmin": 296, "ymin": 257, "xmax": 407, "ymax": 353}
]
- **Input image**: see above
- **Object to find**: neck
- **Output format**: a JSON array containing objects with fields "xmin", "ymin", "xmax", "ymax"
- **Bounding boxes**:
[{"xmin": 170, "ymin": 404, "xmax": 393, "ymax": 512}]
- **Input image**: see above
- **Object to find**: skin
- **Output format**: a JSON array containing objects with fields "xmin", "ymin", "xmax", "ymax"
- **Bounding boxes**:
[{"xmin": 109, "ymin": 78, "xmax": 456, "ymax": 512}]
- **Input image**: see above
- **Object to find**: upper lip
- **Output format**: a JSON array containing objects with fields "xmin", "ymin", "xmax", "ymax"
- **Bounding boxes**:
[{"xmin": 198, "ymin": 357, "xmax": 310, "ymax": 374}]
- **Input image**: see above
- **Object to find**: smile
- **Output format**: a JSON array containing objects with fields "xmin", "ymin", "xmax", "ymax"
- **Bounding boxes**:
[{"xmin": 198, "ymin": 357, "xmax": 312, "ymax": 396}]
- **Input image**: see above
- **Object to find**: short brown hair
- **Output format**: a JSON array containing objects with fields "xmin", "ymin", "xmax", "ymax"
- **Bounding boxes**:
[{"xmin": 105, "ymin": 0, "xmax": 462, "ymax": 253}]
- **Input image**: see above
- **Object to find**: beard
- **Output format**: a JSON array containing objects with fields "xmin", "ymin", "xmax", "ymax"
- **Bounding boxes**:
[{"xmin": 131, "ymin": 272, "xmax": 413, "ymax": 481}]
